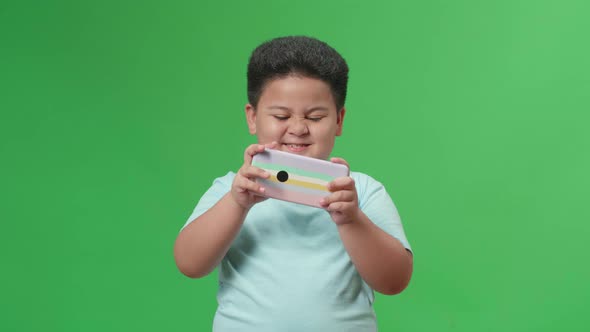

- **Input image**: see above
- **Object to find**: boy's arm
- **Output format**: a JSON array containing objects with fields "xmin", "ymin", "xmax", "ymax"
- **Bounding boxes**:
[
  {"xmin": 173, "ymin": 193, "xmax": 248, "ymax": 278},
  {"xmin": 337, "ymin": 212, "xmax": 413, "ymax": 295},
  {"xmin": 321, "ymin": 158, "xmax": 413, "ymax": 295},
  {"xmin": 173, "ymin": 143, "xmax": 275, "ymax": 278}
]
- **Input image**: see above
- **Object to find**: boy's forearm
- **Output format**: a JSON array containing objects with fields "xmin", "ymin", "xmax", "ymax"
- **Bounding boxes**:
[
  {"xmin": 174, "ymin": 193, "xmax": 248, "ymax": 278},
  {"xmin": 337, "ymin": 212, "xmax": 413, "ymax": 295}
]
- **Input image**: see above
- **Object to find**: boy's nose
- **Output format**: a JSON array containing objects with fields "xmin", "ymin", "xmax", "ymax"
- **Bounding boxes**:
[{"xmin": 288, "ymin": 118, "xmax": 309, "ymax": 136}]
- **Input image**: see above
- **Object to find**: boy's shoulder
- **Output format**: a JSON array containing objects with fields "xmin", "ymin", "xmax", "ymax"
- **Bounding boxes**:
[
  {"xmin": 350, "ymin": 171, "xmax": 385, "ymax": 191},
  {"xmin": 350, "ymin": 170, "xmax": 375, "ymax": 181},
  {"xmin": 209, "ymin": 171, "xmax": 236, "ymax": 187}
]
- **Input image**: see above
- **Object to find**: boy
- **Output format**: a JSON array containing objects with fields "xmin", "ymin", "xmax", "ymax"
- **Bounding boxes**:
[{"xmin": 174, "ymin": 36, "xmax": 413, "ymax": 331}]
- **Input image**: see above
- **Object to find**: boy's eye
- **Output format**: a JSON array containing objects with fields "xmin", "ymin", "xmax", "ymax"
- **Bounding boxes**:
[
  {"xmin": 273, "ymin": 116, "xmax": 289, "ymax": 121},
  {"xmin": 307, "ymin": 117, "xmax": 324, "ymax": 122}
]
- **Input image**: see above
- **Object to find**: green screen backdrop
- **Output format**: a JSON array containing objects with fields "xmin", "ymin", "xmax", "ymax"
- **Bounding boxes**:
[{"xmin": 2, "ymin": 1, "xmax": 589, "ymax": 331}]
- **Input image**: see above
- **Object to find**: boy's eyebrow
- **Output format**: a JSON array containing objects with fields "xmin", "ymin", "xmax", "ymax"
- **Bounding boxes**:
[
  {"xmin": 267, "ymin": 106, "xmax": 330, "ymax": 113},
  {"xmin": 268, "ymin": 106, "xmax": 291, "ymax": 111},
  {"xmin": 306, "ymin": 107, "xmax": 330, "ymax": 113}
]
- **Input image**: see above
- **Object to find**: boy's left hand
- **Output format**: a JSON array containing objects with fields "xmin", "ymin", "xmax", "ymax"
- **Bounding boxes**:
[{"xmin": 319, "ymin": 157, "xmax": 361, "ymax": 225}]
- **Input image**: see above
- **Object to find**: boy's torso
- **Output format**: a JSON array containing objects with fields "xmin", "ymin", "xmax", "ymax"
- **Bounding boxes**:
[{"xmin": 213, "ymin": 178, "xmax": 377, "ymax": 331}]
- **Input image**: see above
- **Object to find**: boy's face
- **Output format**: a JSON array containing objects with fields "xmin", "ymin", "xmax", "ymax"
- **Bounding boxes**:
[{"xmin": 245, "ymin": 75, "xmax": 345, "ymax": 160}]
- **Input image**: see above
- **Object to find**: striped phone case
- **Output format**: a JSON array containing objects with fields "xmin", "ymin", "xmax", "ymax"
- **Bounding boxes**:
[{"xmin": 251, "ymin": 149, "xmax": 349, "ymax": 208}]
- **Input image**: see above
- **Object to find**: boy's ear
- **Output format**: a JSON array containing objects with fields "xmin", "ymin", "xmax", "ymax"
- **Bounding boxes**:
[
  {"xmin": 245, "ymin": 103, "xmax": 257, "ymax": 135},
  {"xmin": 336, "ymin": 107, "xmax": 346, "ymax": 136}
]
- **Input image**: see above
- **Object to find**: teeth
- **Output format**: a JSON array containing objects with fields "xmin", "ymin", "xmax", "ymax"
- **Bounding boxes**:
[{"xmin": 286, "ymin": 144, "xmax": 306, "ymax": 148}]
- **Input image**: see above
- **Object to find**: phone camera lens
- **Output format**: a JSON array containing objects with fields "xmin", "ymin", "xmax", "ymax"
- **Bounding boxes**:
[{"xmin": 277, "ymin": 171, "xmax": 289, "ymax": 182}]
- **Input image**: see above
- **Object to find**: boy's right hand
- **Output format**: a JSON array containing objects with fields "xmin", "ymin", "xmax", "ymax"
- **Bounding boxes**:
[{"xmin": 230, "ymin": 142, "xmax": 278, "ymax": 210}]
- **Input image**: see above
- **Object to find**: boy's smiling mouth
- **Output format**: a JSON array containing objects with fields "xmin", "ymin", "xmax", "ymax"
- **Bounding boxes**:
[{"xmin": 282, "ymin": 143, "xmax": 311, "ymax": 153}]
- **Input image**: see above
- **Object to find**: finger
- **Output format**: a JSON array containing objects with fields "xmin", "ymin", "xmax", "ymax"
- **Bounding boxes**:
[
  {"xmin": 240, "ymin": 165, "xmax": 270, "ymax": 179},
  {"xmin": 264, "ymin": 141, "xmax": 278, "ymax": 149},
  {"xmin": 327, "ymin": 176, "xmax": 355, "ymax": 192},
  {"xmin": 330, "ymin": 157, "xmax": 350, "ymax": 169},
  {"xmin": 244, "ymin": 144, "xmax": 266, "ymax": 164},
  {"xmin": 326, "ymin": 201, "xmax": 345, "ymax": 212},
  {"xmin": 234, "ymin": 176, "xmax": 266, "ymax": 194},
  {"xmin": 320, "ymin": 190, "xmax": 355, "ymax": 207}
]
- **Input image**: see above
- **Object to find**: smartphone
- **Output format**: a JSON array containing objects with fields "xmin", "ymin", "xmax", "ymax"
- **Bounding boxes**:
[{"xmin": 251, "ymin": 149, "xmax": 349, "ymax": 208}]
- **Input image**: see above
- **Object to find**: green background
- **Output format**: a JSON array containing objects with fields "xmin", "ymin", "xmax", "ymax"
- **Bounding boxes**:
[{"xmin": 2, "ymin": 0, "xmax": 589, "ymax": 331}]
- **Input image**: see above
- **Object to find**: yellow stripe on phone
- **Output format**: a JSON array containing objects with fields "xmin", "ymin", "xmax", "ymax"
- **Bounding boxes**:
[{"xmin": 268, "ymin": 175, "xmax": 329, "ymax": 192}]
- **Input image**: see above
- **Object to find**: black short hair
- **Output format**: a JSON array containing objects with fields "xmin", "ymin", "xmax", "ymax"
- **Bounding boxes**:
[{"xmin": 247, "ymin": 36, "xmax": 349, "ymax": 110}]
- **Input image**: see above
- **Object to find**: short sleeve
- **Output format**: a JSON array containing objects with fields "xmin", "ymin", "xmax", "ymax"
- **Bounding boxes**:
[
  {"xmin": 181, "ymin": 172, "xmax": 235, "ymax": 231},
  {"xmin": 352, "ymin": 172, "xmax": 412, "ymax": 252}
]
